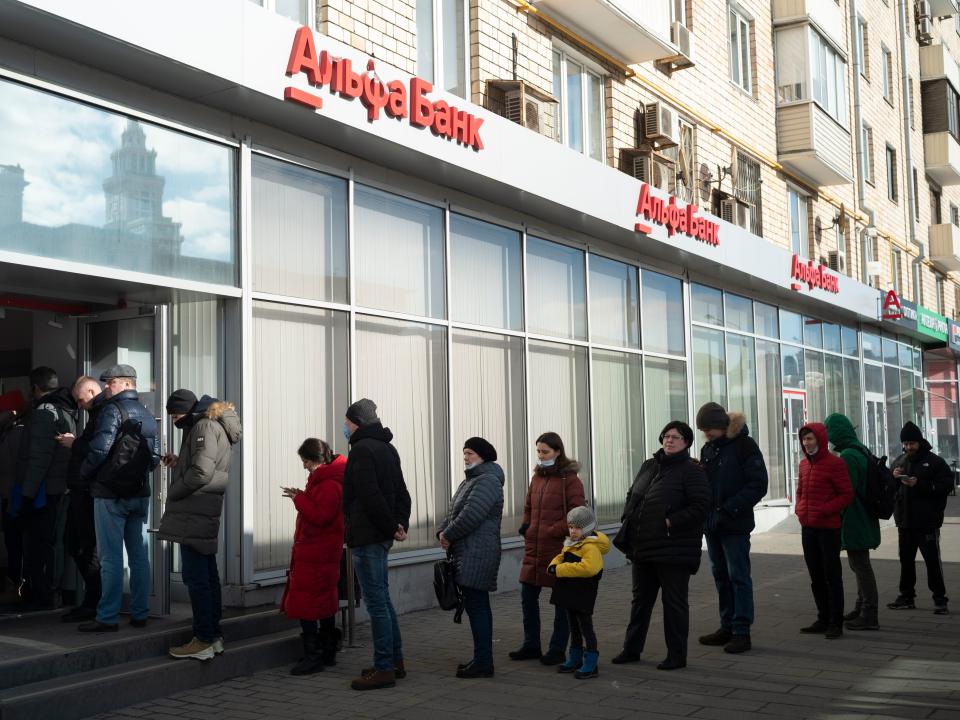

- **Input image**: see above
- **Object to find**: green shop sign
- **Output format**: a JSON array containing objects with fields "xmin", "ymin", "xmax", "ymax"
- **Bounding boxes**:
[{"xmin": 917, "ymin": 306, "xmax": 949, "ymax": 341}]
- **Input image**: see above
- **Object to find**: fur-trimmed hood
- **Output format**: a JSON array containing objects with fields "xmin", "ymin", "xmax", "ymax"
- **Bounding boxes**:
[
  {"xmin": 726, "ymin": 412, "xmax": 747, "ymax": 441},
  {"xmin": 205, "ymin": 400, "xmax": 242, "ymax": 444},
  {"xmin": 534, "ymin": 459, "xmax": 581, "ymax": 477}
]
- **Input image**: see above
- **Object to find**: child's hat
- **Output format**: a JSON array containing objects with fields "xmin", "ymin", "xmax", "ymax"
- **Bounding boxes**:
[{"xmin": 567, "ymin": 506, "xmax": 596, "ymax": 534}]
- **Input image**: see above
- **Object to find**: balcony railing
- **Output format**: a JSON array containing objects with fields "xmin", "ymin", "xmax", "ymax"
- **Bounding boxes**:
[
  {"xmin": 776, "ymin": 101, "xmax": 853, "ymax": 187},
  {"xmin": 925, "ymin": 132, "xmax": 960, "ymax": 186},
  {"xmin": 930, "ymin": 223, "xmax": 960, "ymax": 273},
  {"xmin": 920, "ymin": 43, "xmax": 960, "ymax": 87}
]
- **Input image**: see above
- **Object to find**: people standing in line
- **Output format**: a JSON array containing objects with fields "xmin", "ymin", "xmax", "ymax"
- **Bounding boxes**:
[
  {"xmin": 0, "ymin": 390, "xmax": 26, "ymax": 601},
  {"xmin": 57, "ymin": 376, "xmax": 106, "ymax": 622},
  {"xmin": 888, "ymin": 421, "xmax": 952, "ymax": 615},
  {"xmin": 77, "ymin": 365, "xmax": 159, "ymax": 633},
  {"xmin": 14, "ymin": 367, "xmax": 77, "ymax": 611},
  {"xmin": 694, "ymin": 403, "xmax": 768, "ymax": 655},
  {"xmin": 341, "ymin": 399, "xmax": 411, "ymax": 691},
  {"xmin": 549, "ymin": 505, "xmax": 609, "ymax": 679},
  {"xmin": 280, "ymin": 438, "xmax": 345, "ymax": 675},
  {"xmin": 158, "ymin": 390, "xmax": 242, "ymax": 659},
  {"xmin": 509, "ymin": 432, "xmax": 585, "ymax": 667},
  {"xmin": 611, "ymin": 421, "xmax": 710, "ymax": 671},
  {"xmin": 437, "ymin": 437, "xmax": 504, "ymax": 679},
  {"xmin": 795, "ymin": 423, "xmax": 853, "ymax": 639},
  {"xmin": 824, "ymin": 413, "xmax": 881, "ymax": 632}
]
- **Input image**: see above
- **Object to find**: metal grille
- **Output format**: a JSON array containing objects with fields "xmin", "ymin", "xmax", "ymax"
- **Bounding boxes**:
[{"xmin": 734, "ymin": 150, "xmax": 762, "ymax": 236}]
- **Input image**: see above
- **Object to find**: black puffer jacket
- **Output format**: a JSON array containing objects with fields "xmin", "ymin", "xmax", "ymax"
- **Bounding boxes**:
[
  {"xmin": 618, "ymin": 448, "xmax": 710, "ymax": 572},
  {"xmin": 17, "ymin": 387, "xmax": 77, "ymax": 499},
  {"xmin": 343, "ymin": 423, "xmax": 412, "ymax": 548},
  {"xmin": 890, "ymin": 440, "xmax": 952, "ymax": 530},
  {"xmin": 67, "ymin": 392, "xmax": 106, "ymax": 491}
]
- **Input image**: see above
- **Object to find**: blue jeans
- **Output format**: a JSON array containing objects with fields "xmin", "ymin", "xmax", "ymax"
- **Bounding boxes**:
[
  {"xmin": 94, "ymin": 497, "xmax": 150, "ymax": 624},
  {"xmin": 520, "ymin": 582, "xmax": 569, "ymax": 654},
  {"xmin": 705, "ymin": 532, "xmax": 754, "ymax": 636},
  {"xmin": 180, "ymin": 545, "xmax": 222, "ymax": 643},
  {"xmin": 352, "ymin": 541, "xmax": 402, "ymax": 671},
  {"xmin": 462, "ymin": 586, "xmax": 493, "ymax": 667}
]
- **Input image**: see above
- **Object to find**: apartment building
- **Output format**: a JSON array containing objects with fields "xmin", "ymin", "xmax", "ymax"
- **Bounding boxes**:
[{"xmin": 0, "ymin": 0, "xmax": 958, "ymax": 612}]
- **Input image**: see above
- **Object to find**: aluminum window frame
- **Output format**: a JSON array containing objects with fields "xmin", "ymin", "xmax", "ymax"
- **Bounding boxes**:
[
  {"xmin": 551, "ymin": 43, "xmax": 607, "ymax": 164},
  {"xmin": 416, "ymin": 0, "xmax": 470, "ymax": 100}
]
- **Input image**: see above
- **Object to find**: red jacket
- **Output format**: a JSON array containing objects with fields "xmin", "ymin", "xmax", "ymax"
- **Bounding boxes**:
[
  {"xmin": 520, "ymin": 463, "xmax": 585, "ymax": 587},
  {"xmin": 280, "ymin": 455, "xmax": 345, "ymax": 620},
  {"xmin": 795, "ymin": 423, "xmax": 853, "ymax": 529}
]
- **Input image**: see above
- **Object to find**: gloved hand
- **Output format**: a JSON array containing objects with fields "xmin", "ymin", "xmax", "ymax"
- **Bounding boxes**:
[
  {"xmin": 518, "ymin": 522, "xmax": 529, "ymax": 537},
  {"xmin": 547, "ymin": 564, "xmax": 556, "ymax": 575}
]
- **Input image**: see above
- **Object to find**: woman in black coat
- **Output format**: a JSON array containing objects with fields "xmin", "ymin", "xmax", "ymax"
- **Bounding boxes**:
[{"xmin": 610, "ymin": 420, "xmax": 710, "ymax": 670}]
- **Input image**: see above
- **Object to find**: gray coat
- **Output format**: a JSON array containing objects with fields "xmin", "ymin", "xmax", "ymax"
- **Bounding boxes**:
[{"xmin": 437, "ymin": 462, "xmax": 504, "ymax": 592}]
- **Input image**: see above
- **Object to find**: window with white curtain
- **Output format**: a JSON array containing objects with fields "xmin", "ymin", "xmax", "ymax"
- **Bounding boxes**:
[
  {"xmin": 450, "ymin": 214, "xmax": 523, "ymax": 330},
  {"xmin": 252, "ymin": 302, "xmax": 350, "ymax": 571},
  {"xmin": 643, "ymin": 356, "xmax": 688, "ymax": 454},
  {"xmin": 729, "ymin": 5, "xmax": 752, "ymax": 94},
  {"xmin": 693, "ymin": 326, "xmax": 727, "ymax": 411},
  {"xmin": 775, "ymin": 27, "xmax": 807, "ymax": 103},
  {"xmin": 526, "ymin": 236, "xmax": 587, "ymax": 341},
  {"xmin": 641, "ymin": 269, "xmax": 685, "ymax": 355},
  {"xmin": 588, "ymin": 254, "xmax": 639, "ymax": 349},
  {"xmin": 809, "ymin": 29, "xmax": 847, "ymax": 126},
  {"xmin": 355, "ymin": 315, "xmax": 449, "ymax": 550},
  {"xmin": 251, "ymin": 155, "xmax": 348, "ymax": 302},
  {"xmin": 354, "ymin": 185, "xmax": 445, "ymax": 319},
  {"xmin": 416, "ymin": 0, "xmax": 468, "ymax": 99},
  {"xmin": 789, "ymin": 188, "xmax": 809, "ymax": 258},
  {"xmin": 451, "ymin": 329, "xmax": 526, "ymax": 533},
  {"xmin": 552, "ymin": 46, "xmax": 605, "ymax": 162}
]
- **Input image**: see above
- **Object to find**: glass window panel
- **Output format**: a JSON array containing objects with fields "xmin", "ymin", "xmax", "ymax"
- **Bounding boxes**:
[
  {"xmin": 740, "ymin": 18, "xmax": 751, "ymax": 92},
  {"xmin": 356, "ymin": 315, "xmax": 449, "ymax": 550},
  {"xmin": 566, "ymin": 59, "xmax": 584, "ymax": 153},
  {"xmin": 441, "ymin": 0, "xmax": 466, "ymax": 98},
  {"xmin": 251, "ymin": 155, "xmax": 348, "ymax": 302},
  {"xmin": 913, "ymin": 348, "xmax": 922, "ymax": 371},
  {"xmin": 355, "ymin": 185, "xmax": 445, "ymax": 318},
  {"xmin": 416, "ymin": 0, "xmax": 435, "ymax": 83},
  {"xmin": 691, "ymin": 284, "xmax": 724, "ymax": 325},
  {"xmin": 805, "ymin": 351, "xmax": 826, "ymax": 421},
  {"xmin": 822, "ymin": 324, "xmax": 841, "ymax": 353},
  {"xmin": 450, "ymin": 214, "xmax": 522, "ymax": 330},
  {"xmin": 803, "ymin": 318, "xmax": 823, "ymax": 348},
  {"xmin": 726, "ymin": 334, "xmax": 759, "ymax": 442},
  {"xmin": 0, "ymin": 79, "xmax": 237, "ymax": 284},
  {"xmin": 824, "ymin": 354, "xmax": 844, "ymax": 417},
  {"xmin": 783, "ymin": 345, "xmax": 805, "ymax": 389},
  {"xmin": 882, "ymin": 337, "xmax": 899, "ymax": 365},
  {"xmin": 552, "ymin": 50, "xmax": 563, "ymax": 142},
  {"xmin": 780, "ymin": 310, "xmax": 803, "ymax": 344},
  {"xmin": 725, "ymin": 294, "xmax": 753, "ymax": 332},
  {"xmin": 587, "ymin": 72, "xmax": 604, "ymax": 162},
  {"xmin": 693, "ymin": 327, "xmax": 727, "ymax": 411},
  {"xmin": 884, "ymin": 366, "xmax": 903, "ymax": 458},
  {"xmin": 729, "ymin": 10, "xmax": 740, "ymax": 87},
  {"xmin": 865, "ymin": 363, "xmax": 883, "ymax": 393},
  {"xmin": 592, "ymin": 350, "xmax": 644, "ymax": 523},
  {"xmin": 776, "ymin": 26, "xmax": 807, "ymax": 102},
  {"xmin": 644, "ymin": 357, "xmax": 689, "ymax": 454},
  {"xmin": 589, "ymin": 254, "xmax": 639, "ymax": 348},
  {"xmin": 642, "ymin": 269, "xmax": 685, "ymax": 354},
  {"xmin": 862, "ymin": 332, "xmax": 882, "ymax": 361},
  {"xmin": 901, "ymin": 369, "xmax": 916, "ymax": 426},
  {"xmin": 842, "ymin": 326, "xmax": 860, "ymax": 356},
  {"xmin": 452, "ymin": 329, "xmax": 526, "ymax": 535},
  {"xmin": 757, "ymin": 340, "xmax": 786, "ymax": 499},
  {"xmin": 843, "ymin": 357, "xmax": 863, "ymax": 432},
  {"xmin": 526, "ymin": 237, "xmax": 587, "ymax": 340},
  {"xmin": 898, "ymin": 343, "xmax": 913, "ymax": 368},
  {"xmin": 276, "ymin": 0, "xmax": 306, "ymax": 22},
  {"xmin": 252, "ymin": 302, "xmax": 349, "ymax": 570},
  {"xmin": 755, "ymin": 302, "xmax": 779, "ymax": 338},
  {"xmin": 528, "ymin": 340, "xmax": 591, "ymax": 498}
]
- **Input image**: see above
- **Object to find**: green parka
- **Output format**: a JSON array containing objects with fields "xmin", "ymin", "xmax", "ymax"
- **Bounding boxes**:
[{"xmin": 824, "ymin": 413, "xmax": 880, "ymax": 551}]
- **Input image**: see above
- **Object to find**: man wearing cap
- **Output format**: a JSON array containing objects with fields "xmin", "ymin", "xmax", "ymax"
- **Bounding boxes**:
[
  {"xmin": 888, "ymin": 421, "xmax": 952, "ymax": 615},
  {"xmin": 695, "ymin": 402, "xmax": 768, "ymax": 655},
  {"xmin": 341, "ymin": 398, "xmax": 411, "ymax": 691},
  {"xmin": 77, "ymin": 365, "xmax": 158, "ymax": 632}
]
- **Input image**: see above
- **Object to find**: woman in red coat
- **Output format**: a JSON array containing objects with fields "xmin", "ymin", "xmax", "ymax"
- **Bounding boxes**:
[{"xmin": 281, "ymin": 438, "xmax": 345, "ymax": 675}]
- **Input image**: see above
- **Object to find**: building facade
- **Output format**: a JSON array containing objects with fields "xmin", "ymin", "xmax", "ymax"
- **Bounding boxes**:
[{"xmin": 0, "ymin": 0, "xmax": 959, "ymax": 612}]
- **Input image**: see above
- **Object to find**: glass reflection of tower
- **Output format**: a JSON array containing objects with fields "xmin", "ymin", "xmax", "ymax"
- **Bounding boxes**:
[{"xmin": 0, "ymin": 164, "xmax": 27, "ymax": 227}]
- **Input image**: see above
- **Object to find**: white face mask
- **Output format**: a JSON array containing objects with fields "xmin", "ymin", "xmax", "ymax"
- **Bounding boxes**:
[
  {"xmin": 465, "ymin": 461, "xmax": 481, "ymax": 470},
  {"xmin": 539, "ymin": 458, "xmax": 556, "ymax": 468}
]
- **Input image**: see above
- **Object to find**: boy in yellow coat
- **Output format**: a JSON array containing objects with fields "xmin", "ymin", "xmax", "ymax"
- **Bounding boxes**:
[{"xmin": 547, "ymin": 506, "xmax": 610, "ymax": 679}]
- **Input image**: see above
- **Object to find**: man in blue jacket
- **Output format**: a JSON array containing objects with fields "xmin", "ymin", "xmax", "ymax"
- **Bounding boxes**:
[{"xmin": 695, "ymin": 403, "xmax": 769, "ymax": 654}]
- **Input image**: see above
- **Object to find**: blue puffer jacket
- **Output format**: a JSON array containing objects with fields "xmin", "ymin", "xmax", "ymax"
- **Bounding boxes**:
[
  {"xmin": 437, "ymin": 462, "xmax": 505, "ymax": 592},
  {"xmin": 79, "ymin": 389, "xmax": 159, "ymax": 499}
]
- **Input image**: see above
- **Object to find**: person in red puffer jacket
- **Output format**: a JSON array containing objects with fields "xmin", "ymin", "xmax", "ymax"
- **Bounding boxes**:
[
  {"xmin": 795, "ymin": 422, "xmax": 853, "ymax": 639},
  {"xmin": 281, "ymin": 438, "xmax": 345, "ymax": 676}
]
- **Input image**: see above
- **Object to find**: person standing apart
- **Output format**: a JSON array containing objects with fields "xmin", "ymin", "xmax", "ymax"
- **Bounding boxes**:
[
  {"xmin": 796, "ymin": 423, "xmax": 853, "ymax": 639},
  {"xmin": 509, "ymin": 432, "xmax": 585, "ymax": 667}
]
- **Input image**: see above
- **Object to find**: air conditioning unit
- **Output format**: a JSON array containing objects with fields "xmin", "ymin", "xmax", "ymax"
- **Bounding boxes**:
[
  {"xmin": 918, "ymin": 18, "xmax": 934, "ymax": 43},
  {"xmin": 484, "ymin": 80, "xmax": 557, "ymax": 137},
  {"xmin": 644, "ymin": 102, "xmax": 679, "ymax": 148},
  {"xmin": 671, "ymin": 21, "xmax": 695, "ymax": 64},
  {"xmin": 828, "ymin": 250, "xmax": 846, "ymax": 274},
  {"xmin": 720, "ymin": 196, "xmax": 750, "ymax": 229},
  {"xmin": 619, "ymin": 149, "xmax": 675, "ymax": 191},
  {"xmin": 917, "ymin": 0, "xmax": 932, "ymax": 19}
]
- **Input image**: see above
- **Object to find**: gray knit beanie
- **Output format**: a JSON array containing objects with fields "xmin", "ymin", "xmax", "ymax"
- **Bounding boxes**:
[
  {"xmin": 346, "ymin": 398, "xmax": 379, "ymax": 427},
  {"xmin": 567, "ymin": 506, "xmax": 596, "ymax": 534}
]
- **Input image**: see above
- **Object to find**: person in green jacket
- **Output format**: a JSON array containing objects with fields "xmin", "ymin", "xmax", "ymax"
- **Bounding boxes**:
[{"xmin": 824, "ymin": 413, "xmax": 881, "ymax": 631}]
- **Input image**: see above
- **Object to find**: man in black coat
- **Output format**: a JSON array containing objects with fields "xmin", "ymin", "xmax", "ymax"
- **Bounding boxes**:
[
  {"xmin": 888, "ymin": 422, "xmax": 952, "ymax": 614},
  {"xmin": 342, "ymin": 398, "xmax": 411, "ymax": 691}
]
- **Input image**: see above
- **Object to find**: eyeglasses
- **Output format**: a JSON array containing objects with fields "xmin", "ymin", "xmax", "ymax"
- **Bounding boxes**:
[{"xmin": 661, "ymin": 434, "xmax": 685, "ymax": 442}]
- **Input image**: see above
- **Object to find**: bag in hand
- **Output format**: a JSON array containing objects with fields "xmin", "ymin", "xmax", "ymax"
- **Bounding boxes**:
[
  {"xmin": 433, "ymin": 556, "xmax": 464, "ymax": 623},
  {"xmin": 98, "ymin": 406, "xmax": 156, "ymax": 498}
]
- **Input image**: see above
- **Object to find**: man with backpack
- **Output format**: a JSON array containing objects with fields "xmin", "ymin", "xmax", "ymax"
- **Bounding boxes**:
[
  {"xmin": 77, "ymin": 365, "xmax": 158, "ymax": 632},
  {"xmin": 695, "ymin": 403, "xmax": 768, "ymax": 655},
  {"xmin": 888, "ymin": 422, "xmax": 952, "ymax": 615}
]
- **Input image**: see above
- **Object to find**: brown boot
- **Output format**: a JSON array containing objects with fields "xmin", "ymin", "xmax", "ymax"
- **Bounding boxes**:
[
  {"xmin": 351, "ymin": 669, "xmax": 396, "ymax": 691},
  {"xmin": 362, "ymin": 659, "xmax": 406, "ymax": 679}
]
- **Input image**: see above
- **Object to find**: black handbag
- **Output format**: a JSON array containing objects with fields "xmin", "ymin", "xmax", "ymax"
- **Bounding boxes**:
[{"xmin": 433, "ymin": 555, "xmax": 464, "ymax": 623}]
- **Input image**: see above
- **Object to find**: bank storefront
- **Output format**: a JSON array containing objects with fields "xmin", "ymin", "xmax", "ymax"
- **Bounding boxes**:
[{"xmin": 1, "ymin": 0, "xmax": 957, "ymax": 611}]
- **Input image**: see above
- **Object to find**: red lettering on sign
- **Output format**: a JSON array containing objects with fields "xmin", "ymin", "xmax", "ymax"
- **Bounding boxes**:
[
  {"xmin": 882, "ymin": 289, "xmax": 903, "ymax": 320},
  {"xmin": 790, "ymin": 254, "xmax": 840, "ymax": 295},
  {"xmin": 286, "ymin": 26, "xmax": 322, "ymax": 85},
  {"xmin": 634, "ymin": 183, "xmax": 719, "ymax": 246},
  {"xmin": 284, "ymin": 86, "xmax": 323, "ymax": 109}
]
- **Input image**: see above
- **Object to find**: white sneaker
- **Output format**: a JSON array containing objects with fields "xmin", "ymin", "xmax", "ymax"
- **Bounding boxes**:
[
  {"xmin": 169, "ymin": 637, "xmax": 215, "ymax": 661},
  {"xmin": 212, "ymin": 637, "xmax": 225, "ymax": 655}
]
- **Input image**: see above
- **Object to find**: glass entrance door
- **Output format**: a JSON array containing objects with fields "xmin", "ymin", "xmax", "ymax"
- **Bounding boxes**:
[
  {"xmin": 865, "ymin": 393, "xmax": 886, "ymax": 458},
  {"xmin": 80, "ymin": 307, "xmax": 169, "ymax": 616},
  {"xmin": 782, "ymin": 390, "xmax": 807, "ymax": 502}
]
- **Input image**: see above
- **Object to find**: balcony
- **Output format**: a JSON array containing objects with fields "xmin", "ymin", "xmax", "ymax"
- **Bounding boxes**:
[
  {"xmin": 776, "ymin": 101, "xmax": 853, "ymax": 186},
  {"xmin": 925, "ymin": 132, "xmax": 960, "ymax": 186},
  {"xmin": 929, "ymin": 223, "xmax": 960, "ymax": 273},
  {"xmin": 529, "ymin": 0, "xmax": 677, "ymax": 65},
  {"xmin": 772, "ymin": 0, "xmax": 845, "ymax": 51},
  {"xmin": 920, "ymin": 43, "xmax": 960, "ymax": 87},
  {"xmin": 929, "ymin": 0, "xmax": 960, "ymax": 16}
]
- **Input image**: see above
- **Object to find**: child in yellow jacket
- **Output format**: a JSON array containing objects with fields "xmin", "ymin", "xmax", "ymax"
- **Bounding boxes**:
[{"xmin": 547, "ymin": 506, "xmax": 610, "ymax": 679}]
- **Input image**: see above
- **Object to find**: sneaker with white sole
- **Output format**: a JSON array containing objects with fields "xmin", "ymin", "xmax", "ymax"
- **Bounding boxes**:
[
  {"xmin": 212, "ymin": 637, "xmax": 225, "ymax": 655},
  {"xmin": 169, "ymin": 637, "xmax": 215, "ymax": 661}
]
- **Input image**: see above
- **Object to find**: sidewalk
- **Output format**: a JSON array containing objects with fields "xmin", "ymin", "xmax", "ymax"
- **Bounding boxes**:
[{"xmin": 91, "ymin": 514, "xmax": 960, "ymax": 720}]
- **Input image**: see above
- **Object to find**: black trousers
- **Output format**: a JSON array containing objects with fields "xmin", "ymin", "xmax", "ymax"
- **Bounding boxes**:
[
  {"xmin": 623, "ymin": 561, "xmax": 691, "ymax": 663},
  {"xmin": 801, "ymin": 526, "xmax": 844, "ymax": 626},
  {"xmin": 65, "ymin": 491, "xmax": 101, "ymax": 610},
  {"xmin": 1, "ymin": 499, "xmax": 23, "ymax": 590},
  {"xmin": 21, "ymin": 493, "xmax": 63, "ymax": 605},
  {"xmin": 898, "ymin": 528, "xmax": 948, "ymax": 604},
  {"xmin": 567, "ymin": 609, "xmax": 597, "ymax": 653}
]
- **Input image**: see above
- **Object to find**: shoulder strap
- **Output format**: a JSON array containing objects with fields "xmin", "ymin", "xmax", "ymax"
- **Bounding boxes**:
[{"xmin": 561, "ymin": 473, "xmax": 568, "ymax": 519}]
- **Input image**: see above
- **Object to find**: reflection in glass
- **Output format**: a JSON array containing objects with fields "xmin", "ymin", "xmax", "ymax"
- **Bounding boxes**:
[
  {"xmin": 441, "ymin": 0, "xmax": 467, "ymax": 97},
  {"xmin": 642, "ymin": 270, "xmax": 685, "ymax": 355},
  {"xmin": 782, "ymin": 345, "xmax": 805, "ymax": 388},
  {"xmin": 755, "ymin": 302, "xmax": 779, "ymax": 338},
  {"xmin": 864, "ymin": 363, "xmax": 884, "ymax": 393},
  {"xmin": 416, "ymin": 0, "xmax": 435, "ymax": 82},
  {"xmin": 527, "ymin": 237, "xmax": 586, "ymax": 340},
  {"xmin": 450, "ymin": 214, "xmax": 522, "ymax": 330},
  {"xmin": 726, "ymin": 334, "xmax": 758, "ymax": 439},
  {"xmin": 644, "ymin": 356, "xmax": 688, "ymax": 454},
  {"xmin": 822, "ymin": 323, "xmax": 841, "ymax": 353},
  {"xmin": 757, "ymin": 340, "xmax": 785, "ymax": 499},
  {"xmin": 862, "ymin": 332, "xmax": 882, "ymax": 361},
  {"xmin": 898, "ymin": 343, "xmax": 913, "ymax": 369},
  {"xmin": 824, "ymin": 354, "xmax": 844, "ymax": 417},
  {"xmin": 882, "ymin": 337, "xmax": 899, "ymax": 365},
  {"xmin": 843, "ymin": 357, "xmax": 863, "ymax": 433},
  {"xmin": 805, "ymin": 351, "xmax": 825, "ymax": 421},
  {"xmin": 900, "ymin": 370, "xmax": 916, "ymax": 427},
  {"xmin": 842, "ymin": 326, "xmax": 860, "ymax": 356},
  {"xmin": 725, "ymin": 293, "xmax": 753, "ymax": 332},
  {"xmin": 885, "ymin": 366, "xmax": 902, "ymax": 458},
  {"xmin": 693, "ymin": 327, "xmax": 727, "ymax": 411},
  {"xmin": 803, "ymin": 318, "xmax": 823, "ymax": 348},
  {"xmin": 589, "ymin": 254, "xmax": 639, "ymax": 348},
  {"xmin": 566, "ymin": 59, "xmax": 584, "ymax": 153},
  {"xmin": 780, "ymin": 310, "xmax": 803, "ymax": 344},
  {"xmin": 692, "ymin": 284, "xmax": 724, "ymax": 325}
]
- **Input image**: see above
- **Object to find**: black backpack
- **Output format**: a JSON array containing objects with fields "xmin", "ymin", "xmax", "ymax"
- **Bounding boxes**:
[
  {"xmin": 98, "ymin": 404, "xmax": 156, "ymax": 498},
  {"xmin": 851, "ymin": 446, "xmax": 897, "ymax": 520}
]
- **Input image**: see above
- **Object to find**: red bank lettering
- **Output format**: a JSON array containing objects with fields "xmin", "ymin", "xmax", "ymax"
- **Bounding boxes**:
[
  {"xmin": 790, "ymin": 254, "xmax": 840, "ymax": 294},
  {"xmin": 634, "ymin": 183, "xmax": 720, "ymax": 246}
]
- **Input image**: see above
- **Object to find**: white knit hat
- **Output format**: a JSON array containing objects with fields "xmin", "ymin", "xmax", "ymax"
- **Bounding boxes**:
[{"xmin": 567, "ymin": 506, "xmax": 596, "ymax": 534}]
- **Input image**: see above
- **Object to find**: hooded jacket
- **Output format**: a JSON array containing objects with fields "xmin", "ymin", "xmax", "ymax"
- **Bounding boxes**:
[
  {"xmin": 437, "ymin": 462, "xmax": 505, "ymax": 592},
  {"xmin": 281, "ymin": 454, "xmax": 345, "ymax": 620},
  {"xmin": 16, "ymin": 387, "xmax": 77, "ymax": 503},
  {"xmin": 547, "ymin": 531, "xmax": 610, "ymax": 614},
  {"xmin": 890, "ymin": 429, "xmax": 952, "ymax": 530},
  {"xmin": 698, "ymin": 412, "xmax": 769, "ymax": 535},
  {"xmin": 157, "ymin": 398, "xmax": 242, "ymax": 555},
  {"xmin": 67, "ymin": 392, "xmax": 107, "ymax": 492},
  {"xmin": 795, "ymin": 423, "xmax": 853, "ymax": 529},
  {"xmin": 824, "ymin": 413, "xmax": 880, "ymax": 551},
  {"xmin": 519, "ymin": 461, "xmax": 586, "ymax": 587}
]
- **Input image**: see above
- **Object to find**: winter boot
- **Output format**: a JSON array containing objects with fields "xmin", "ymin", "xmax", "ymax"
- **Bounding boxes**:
[
  {"xmin": 557, "ymin": 646, "xmax": 583, "ymax": 674},
  {"xmin": 320, "ymin": 626, "xmax": 338, "ymax": 666},
  {"xmin": 290, "ymin": 633, "xmax": 325, "ymax": 676},
  {"xmin": 574, "ymin": 651, "xmax": 599, "ymax": 679},
  {"xmin": 846, "ymin": 607, "xmax": 879, "ymax": 631},
  {"xmin": 843, "ymin": 601, "xmax": 862, "ymax": 622}
]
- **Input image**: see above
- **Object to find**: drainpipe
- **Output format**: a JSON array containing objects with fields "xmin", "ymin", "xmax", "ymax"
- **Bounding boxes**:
[
  {"xmin": 897, "ymin": 0, "xmax": 923, "ymax": 300},
  {"xmin": 849, "ymin": 0, "xmax": 877, "ymax": 282}
]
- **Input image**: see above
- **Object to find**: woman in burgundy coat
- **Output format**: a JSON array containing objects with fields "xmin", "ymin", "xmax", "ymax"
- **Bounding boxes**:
[{"xmin": 281, "ymin": 438, "xmax": 345, "ymax": 675}]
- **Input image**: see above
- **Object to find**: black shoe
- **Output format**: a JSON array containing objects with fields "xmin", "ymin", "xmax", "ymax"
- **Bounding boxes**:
[
  {"xmin": 824, "ymin": 625, "xmax": 843, "ymax": 639},
  {"xmin": 611, "ymin": 649, "xmax": 641, "ymax": 664},
  {"xmin": 800, "ymin": 620, "xmax": 828, "ymax": 634},
  {"xmin": 539, "ymin": 649, "xmax": 566, "ymax": 666},
  {"xmin": 698, "ymin": 628, "xmax": 732, "ymax": 646},
  {"xmin": 78, "ymin": 621, "xmax": 119, "ymax": 633},
  {"xmin": 656, "ymin": 658, "xmax": 686, "ymax": 670},
  {"xmin": 842, "ymin": 607, "xmax": 861, "ymax": 622},
  {"xmin": 887, "ymin": 596, "xmax": 916, "ymax": 610},
  {"xmin": 934, "ymin": 603, "xmax": 950, "ymax": 616},
  {"xmin": 129, "ymin": 617, "xmax": 148, "ymax": 628},
  {"xmin": 456, "ymin": 662, "xmax": 494, "ymax": 678},
  {"xmin": 723, "ymin": 635, "xmax": 752, "ymax": 654},
  {"xmin": 508, "ymin": 646, "xmax": 542, "ymax": 661},
  {"xmin": 61, "ymin": 607, "xmax": 96, "ymax": 623}
]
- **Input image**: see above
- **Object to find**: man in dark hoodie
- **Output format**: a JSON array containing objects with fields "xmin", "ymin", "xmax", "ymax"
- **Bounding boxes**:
[
  {"xmin": 888, "ymin": 421, "xmax": 952, "ymax": 615},
  {"xmin": 695, "ymin": 403, "xmax": 768, "ymax": 655},
  {"xmin": 342, "ymin": 398, "xmax": 411, "ymax": 692}
]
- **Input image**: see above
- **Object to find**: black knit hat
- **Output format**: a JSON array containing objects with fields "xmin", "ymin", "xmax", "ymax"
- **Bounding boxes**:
[
  {"xmin": 346, "ymin": 398, "xmax": 379, "ymax": 427},
  {"xmin": 464, "ymin": 436, "xmax": 497, "ymax": 463},
  {"xmin": 900, "ymin": 421, "xmax": 924, "ymax": 443},
  {"xmin": 166, "ymin": 389, "xmax": 197, "ymax": 415},
  {"xmin": 659, "ymin": 420, "xmax": 694, "ymax": 448},
  {"xmin": 696, "ymin": 402, "xmax": 730, "ymax": 431}
]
